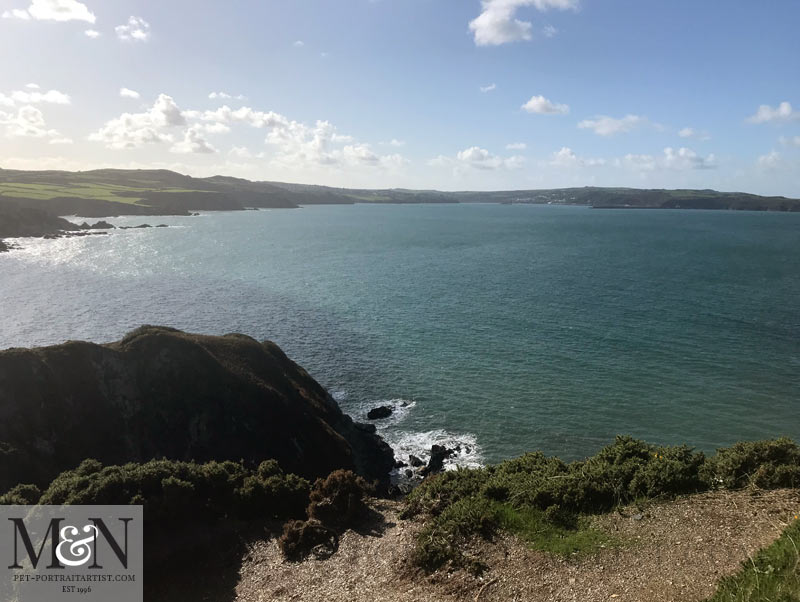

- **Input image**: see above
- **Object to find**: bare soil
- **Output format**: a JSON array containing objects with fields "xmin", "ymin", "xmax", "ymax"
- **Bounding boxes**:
[{"xmin": 233, "ymin": 488, "xmax": 800, "ymax": 602}]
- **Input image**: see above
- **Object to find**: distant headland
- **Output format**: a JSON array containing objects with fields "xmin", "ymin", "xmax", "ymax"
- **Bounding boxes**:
[{"xmin": 1, "ymin": 167, "xmax": 799, "ymax": 249}]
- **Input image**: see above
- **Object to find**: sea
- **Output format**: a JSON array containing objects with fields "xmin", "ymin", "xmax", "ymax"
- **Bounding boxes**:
[{"xmin": 2, "ymin": 203, "xmax": 799, "ymax": 469}]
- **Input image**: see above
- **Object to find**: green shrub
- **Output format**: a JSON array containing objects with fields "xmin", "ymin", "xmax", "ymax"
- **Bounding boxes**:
[
  {"xmin": 701, "ymin": 438, "xmax": 800, "ymax": 490},
  {"xmin": 0, "ymin": 483, "xmax": 41, "ymax": 505},
  {"xmin": 404, "ymin": 436, "xmax": 800, "ymax": 574},
  {"xmin": 307, "ymin": 469, "xmax": 372, "ymax": 529},
  {"xmin": 35, "ymin": 458, "xmax": 310, "ymax": 523},
  {"xmin": 412, "ymin": 496, "xmax": 498, "ymax": 574},
  {"xmin": 278, "ymin": 519, "xmax": 338, "ymax": 561}
]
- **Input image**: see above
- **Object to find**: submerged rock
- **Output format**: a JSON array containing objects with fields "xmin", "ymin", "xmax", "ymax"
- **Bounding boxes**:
[
  {"xmin": 367, "ymin": 405, "xmax": 393, "ymax": 420},
  {"xmin": 0, "ymin": 326, "xmax": 395, "ymax": 493}
]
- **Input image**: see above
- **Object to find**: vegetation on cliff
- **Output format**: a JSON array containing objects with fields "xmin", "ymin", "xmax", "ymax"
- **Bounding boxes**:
[
  {"xmin": 0, "ymin": 326, "xmax": 394, "ymax": 493},
  {"xmin": 403, "ymin": 436, "xmax": 800, "ymax": 574}
]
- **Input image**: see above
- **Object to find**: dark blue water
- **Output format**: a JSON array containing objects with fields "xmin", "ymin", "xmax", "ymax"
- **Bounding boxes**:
[{"xmin": 2, "ymin": 204, "xmax": 798, "ymax": 465}]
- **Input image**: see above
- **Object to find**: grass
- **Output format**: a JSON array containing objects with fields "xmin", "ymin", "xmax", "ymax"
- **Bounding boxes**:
[
  {"xmin": 705, "ymin": 518, "xmax": 800, "ymax": 602},
  {"xmin": 0, "ymin": 182, "xmax": 215, "ymax": 204},
  {"xmin": 404, "ymin": 436, "xmax": 800, "ymax": 574}
]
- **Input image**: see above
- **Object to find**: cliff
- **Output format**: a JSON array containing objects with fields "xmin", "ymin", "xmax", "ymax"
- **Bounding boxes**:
[{"xmin": 0, "ymin": 326, "xmax": 394, "ymax": 492}]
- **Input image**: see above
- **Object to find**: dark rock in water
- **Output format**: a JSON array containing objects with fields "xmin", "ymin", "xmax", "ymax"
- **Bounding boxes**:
[
  {"xmin": 78, "ymin": 220, "xmax": 115, "ymax": 230},
  {"xmin": 354, "ymin": 422, "xmax": 377, "ymax": 434},
  {"xmin": 394, "ymin": 460, "xmax": 407, "ymax": 469},
  {"xmin": 408, "ymin": 455, "xmax": 424, "ymax": 467},
  {"xmin": 155, "ymin": 224, "xmax": 169, "ymax": 228},
  {"xmin": 404, "ymin": 469, "xmax": 414, "ymax": 479},
  {"xmin": 0, "ymin": 326, "xmax": 395, "ymax": 493},
  {"xmin": 421, "ymin": 445, "xmax": 455, "ymax": 477},
  {"xmin": 0, "ymin": 240, "xmax": 8, "ymax": 253},
  {"xmin": 90, "ymin": 220, "xmax": 115, "ymax": 229},
  {"xmin": 367, "ymin": 405, "xmax": 393, "ymax": 420}
]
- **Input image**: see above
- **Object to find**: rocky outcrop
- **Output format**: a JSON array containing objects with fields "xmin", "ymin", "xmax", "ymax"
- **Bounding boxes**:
[
  {"xmin": 0, "ymin": 327, "xmax": 394, "ymax": 493},
  {"xmin": 0, "ymin": 240, "xmax": 8, "ymax": 253},
  {"xmin": 0, "ymin": 199, "xmax": 80, "ymax": 238},
  {"xmin": 367, "ymin": 406, "xmax": 393, "ymax": 420}
]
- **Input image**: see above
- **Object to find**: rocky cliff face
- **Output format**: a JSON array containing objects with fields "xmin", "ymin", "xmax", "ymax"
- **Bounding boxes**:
[{"xmin": 0, "ymin": 327, "xmax": 394, "ymax": 492}]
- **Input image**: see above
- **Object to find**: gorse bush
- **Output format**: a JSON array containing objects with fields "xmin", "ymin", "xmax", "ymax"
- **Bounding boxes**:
[
  {"xmin": 26, "ymin": 458, "xmax": 311, "ymax": 523},
  {"xmin": 278, "ymin": 469, "xmax": 374, "ymax": 560},
  {"xmin": 701, "ymin": 438, "xmax": 800, "ymax": 490},
  {"xmin": 405, "ymin": 436, "xmax": 800, "ymax": 573}
]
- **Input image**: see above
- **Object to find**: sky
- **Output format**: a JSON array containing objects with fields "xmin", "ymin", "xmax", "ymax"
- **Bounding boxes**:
[{"xmin": 0, "ymin": 0, "xmax": 799, "ymax": 195}]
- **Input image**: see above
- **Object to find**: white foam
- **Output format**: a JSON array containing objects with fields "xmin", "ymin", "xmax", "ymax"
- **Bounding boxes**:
[{"xmin": 386, "ymin": 429, "xmax": 484, "ymax": 472}]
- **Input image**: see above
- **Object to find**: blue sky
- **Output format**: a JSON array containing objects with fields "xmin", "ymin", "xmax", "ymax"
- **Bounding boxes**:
[{"xmin": 1, "ymin": 0, "xmax": 799, "ymax": 194}]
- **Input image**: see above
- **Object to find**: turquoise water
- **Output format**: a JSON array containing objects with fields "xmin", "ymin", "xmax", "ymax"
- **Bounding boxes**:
[{"xmin": 1, "ymin": 204, "xmax": 799, "ymax": 466}]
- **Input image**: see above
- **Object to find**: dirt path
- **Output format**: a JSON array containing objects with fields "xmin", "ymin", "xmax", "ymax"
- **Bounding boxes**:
[{"xmin": 234, "ymin": 489, "xmax": 800, "ymax": 602}]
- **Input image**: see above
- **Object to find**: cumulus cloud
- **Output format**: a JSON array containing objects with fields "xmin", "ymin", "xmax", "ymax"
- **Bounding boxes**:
[
  {"xmin": 7, "ymin": 88, "xmax": 71, "ymax": 105},
  {"xmin": 779, "ymin": 135, "xmax": 800, "ymax": 147},
  {"xmin": 3, "ymin": 0, "xmax": 95, "ymax": 22},
  {"xmin": 48, "ymin": 136, "xmax": 73, "ymax": 144},
  {"xmin": 542, "ymin": 24, "xmax": 557, "ymax": 37},
  {"xmin": 432, "ymin": 146, "xmax": 524, "ymax": 170},
  {"xmin": 747, "ymin": 102, "xmax": 797, "ymax": 124},
  {"xmin": 209, "ymin": 91, "xmax": 246, "ymax": 101},
  {"xmin": 120, "ymin": 87, "xmax": 140, "ymax": 99},
  {"xmin": 469, "ymin": 0, "xmax": 579, "ymax": 46},
  {"xmin": 293, "ymin": 40, "xmax": 304, "ymax": 47},
  {"xmin": 522, "ymin": 94, "xmax": 569, "ymax": 115},
  {"xmin": 617, "ymin": 147, "xmax": 715, "ymax": 171},
  {"xmin": 0, "ymin": 105, "xmax": 60, "ymax": 138},
  {"xmin": 506, "ymin": 142, "xmax": 527, "ymax": 150},
  {"xmin": 677, "ymin": 127, "xmax": 710, "ymax": 141},
  {"xmin": 578, "ymin": 114, "xmax": 646, "ymax": 136},
  {"xmin": 89, "ymin": 94, "xmax": 186, "ymax": 149},
  {"xmin": 756, "ymin": 151, "xmax": 782, "ymax": 170},
  {"xmin": 480, "ymin": 83, "xmax": 497, "ymax": 93},
  {"xmin": 116, "ymin": 16, "xmax": 150, "ymax": 41},
  {"xmin": 662, "ymin": 146, "xmax": 716, "ymax": 170},
  {"xmin": 171, "ymin": 127, "xmax": 216, "ymax": 154},
  {"xmin": 84, "ymin": 28, "xmax": 99, "ymax": 38},
  {"xmin": 548, "ymin": 146, "xmax": 605, "ymax": 167}
]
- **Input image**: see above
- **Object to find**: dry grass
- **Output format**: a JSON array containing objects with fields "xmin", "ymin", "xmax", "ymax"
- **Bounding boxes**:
[{"xmin": 232, "ymin": 488, "xmax": 800, "ymax": 602}]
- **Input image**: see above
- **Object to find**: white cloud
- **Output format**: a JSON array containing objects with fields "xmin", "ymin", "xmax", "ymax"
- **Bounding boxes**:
[
  {"xmin": 469, "ymin": 0, "xmax": 579, "ymax": 46},
  {"xmin": 548, "ymin": 146, "xmax": 605, "ymax": 168},
  {"xmin": 229, "ymin": 146, "xmax": 253, "ymax": 159},
  {"xmin": 171, "ymin": 127, "xmax": 216, "ymax": 154},
  {"xmin": 3, "ymin": 0, "xmax": 95, "ymax": 22},
  {"xmin": 293, "ymin": 40, "xmax": 304, "ymax": 47},
  {"xmin": 84, "ymin": 28, "xmax": 99, "ymax": 38},
  {"xmin": 616, "ymin": 147, "xmax": 715, "ymax": 172},
  {"xmin": 25, "ymin": 83, "xmax": 40, "ymax": 89},
  {"xmin": 747, "ymin": 102, "xmax": 797, "ymax": 124},
  {"xmin": 506, "ymin": 142, "xmax": 527, "ymax": 150},
  {"xmin": 432, "ymin": 146, "xmax": 524, "ymax": 170},
  {"xmin": 480, "ymin": 83, "xmax": 497, "ymax": 93},
  {"xmin": 578, "ymin": 114, "xmax": 646, "ymax": 136},
  {"xmin": 1, "ymin": 88, "xmax": 71, "ymax": 105},
  {"xmin": 208, "ymin": 91, "xmax": 246, "ymax": 101},
  {"xmin": 522, "ymin": 94, "xmax": 569, "ymax": 115},
  {"xmin": 116, "ymin": 16, "xmax": 150, "ymax": 42},
  {"xmin": 48, "ymin": 136, "xmax": 73, "ymax": 145},
  {"xmin": 662, "ymin": 146, "xmax": 716, "ymax": 170},
  {"xmin": 678, "ymin": 127, "xmax": 711, "ymax": 141},
  {"xmin": 0, "ymin": 105, "xmax": 60, "ymax": 138},
  {"xmin": 757, "ymin": 151, "xmax": 782, "ymax": 170},
  {"xmin": 543, "ymin": 24, "xmax": 557, "ymax": 37},
  {"xmin": 120, "ymin": 87, "xmax": 140, "ymax": 99},
  {"xmin": 779, "ymin": 135, "xmax": 800, "ymax": 147},
  {"xmin": 89, "ymin": 94, "xmax": 186, "ymax": 149},
  {"xmin": 2, "ymin": 9, "xmax": 31, "ymax": 19},
  {"xmin": 200, "ymin": 122, "xmax": 231, "ymax": 134},
  {"xmin": 388, "ymin": 138, "xmax": 405, "ymax": 147}
]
